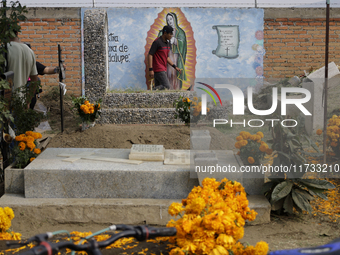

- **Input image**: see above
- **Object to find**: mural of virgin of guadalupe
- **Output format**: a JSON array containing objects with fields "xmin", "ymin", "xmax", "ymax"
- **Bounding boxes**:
[{"xmin": 158, "ymin": 13, "xmax": 187, "ymax": 90}]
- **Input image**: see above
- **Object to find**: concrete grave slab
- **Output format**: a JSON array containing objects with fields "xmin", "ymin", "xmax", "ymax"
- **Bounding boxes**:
[{"xmin": 24, "ymin": 148, "xmax": 198, "ymax": 199}]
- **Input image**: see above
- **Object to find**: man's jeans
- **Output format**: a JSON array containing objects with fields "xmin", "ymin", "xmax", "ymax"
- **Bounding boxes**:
[{"xmin": 154, "ymin": 71, "xmax": 170, "ymax": 90}]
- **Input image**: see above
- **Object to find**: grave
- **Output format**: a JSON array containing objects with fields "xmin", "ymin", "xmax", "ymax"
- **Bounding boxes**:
[
  {"xmin": 303, "ymin": 62, "xmax": 340, "ymax": 135},
  {"xmin": 2, "ymin": 143, "xmax": 270, "ymax": 227}
]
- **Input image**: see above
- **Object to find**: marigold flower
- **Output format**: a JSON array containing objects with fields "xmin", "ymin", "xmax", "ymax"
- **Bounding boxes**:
[
  {"xmin": 255, "ymin": 241, "xmax": 269, "ymax": 255},
  {"xmin": 19, "ymin": 142, "xmax": 26, "ymax": 151},
  {"xmin": 26, "ymin": 136, "xmax": 35, "ymax": 143},
  {"xmin": 26, "ymin": 142, "xmax": 36, "ymax": 151},
  {"xmin": 234, "ymin": 142, "xmax": 241, "ymax": 149},
  {"xmin": 168, "ymin": 202, "xmax": 184, "ymax": 216},
  {"xmin": 248, "ymin": 157, "xmax": 255, "ymax": 164},
  {"xmin": 34, "ymin": 148, "xmax": 41, "ymax": 154},
  {"xmin": 259, "ymin": 144, "xmax": 268, "ymax": 152},
  {"xmin": 256, "ymin": 131, "xmax": 264, "ymax": 138},
  {"xmin": 236, "ymin": 136, "xmax": 243, "ymax": 141},
  {"xmin": 25, "ymin": 131, "xmax": 33, "ymax": 137},
  {"xmin": 30, "ymin": 157, "xmax": 35, "ymax": 162},
  {"xmin": 15, "ymin": 135, "xmax": 22, "ymax": 141},
  {"xmin": 316, "ymin": 129, "xmax": 323, "ymax": 135}
]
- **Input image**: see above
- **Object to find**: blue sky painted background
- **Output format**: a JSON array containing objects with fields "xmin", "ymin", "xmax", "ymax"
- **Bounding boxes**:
[{"xmin": 82, "ymin": 8, "xmax": 264, "ymax": 90}]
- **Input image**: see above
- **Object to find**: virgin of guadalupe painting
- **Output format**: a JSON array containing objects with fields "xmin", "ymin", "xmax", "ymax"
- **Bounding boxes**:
[{"xmin": 144, "ymin": 8, "xmax": 196, "ymax": 90}]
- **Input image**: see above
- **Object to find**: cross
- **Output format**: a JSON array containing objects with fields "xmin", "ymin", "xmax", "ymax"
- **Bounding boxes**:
[
  {"xmin": 225, "ymin": 47, "xmax": 230, "ymax": 56},
  {"xmin": 57, "ymin": 152, "xmax": 142, "ymax": 165}
]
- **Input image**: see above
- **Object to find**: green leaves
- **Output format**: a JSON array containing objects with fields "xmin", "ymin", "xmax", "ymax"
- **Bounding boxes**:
[
  {"xmin": 299, "ymin": 179, "xmax": 335, "ymax": 190},
  {"xmin": 271, "ymin": 180, "xmax": 293, "ymax": 203},
  {"xmin": 292, "ymin": 189, "xmax": 312, "ymax": 214}
]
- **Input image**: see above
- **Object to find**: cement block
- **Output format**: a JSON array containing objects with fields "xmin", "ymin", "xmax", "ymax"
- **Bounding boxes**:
[
  {"xmin": 5, "ymin": 164, "xmax": 24, "ymax": 195},
  {"xmin": 246, "ymin": 195, "xmax": 271, "ymax": 225},
  {"xmin": 190, "ymin": 130, "xmax": 211, "ymax": 150},
  {"xmin": 24, "ymin": 148, "xmax": 198, "ymax": 199}
]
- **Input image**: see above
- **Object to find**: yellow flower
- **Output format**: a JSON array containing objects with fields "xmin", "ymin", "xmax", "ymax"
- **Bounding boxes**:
[
  {"xmin": 15, "ymin": 136, "xmax": 23, "ymax": 141},
  {"xmin": 248, "ymin": 157, "xmax": 255, "ymax": 164},
  {"xmin": 34, "ymin": 148, "xmax": 41, "ymax": 154},
  {"xmin": 26, "ymin": 136, "xmax": 35, "ymax": 143},
  {"xmin": 316, "ymin": 129, "xmax": 323, "ymax": 135},
  {"xmin": 169, "ymin": 248, "xmax": 185, "ymax": 255},
  {"xmin": 30, "ymin": 157, "xmax": 35, "ymax": 162},
  {"xmin": 26, "ymin": 142, "xmax": 36, "ymax": 151},
  {"xmin": 19, "ymin": 142, "xmax": 26, "ymax": 151},
  {"xmin": 4, "ymin": 207, "xmax": 14, "ymax": 220},
  {"xmin": 25, "ymin": 131, "xmax": 33, "ymax": 137},
  {"xmin": 236, "ymin": 136, "xmax": 243, "ymax": 141},
  {"xmin": 234, "ymin": 142, "xmax": 241, "ymax": 149},
  {"xmin": 182, "ymin": 98, "xmax": 187, "ymax": 103},
  {"xmin": 259, "ymin": 144, "xmax": 268, "ymax": 152},
  {"xmin": 255, "ymin": 241, "xmax": 269, "ymax": 255},
  {"xmin": 168, "ymin": 202, "xmax": 183, "ymax": 216},
  {"xmin": 256, "ymin": 131, "xmax": 264, "ymax": 138},
  {"xmin": 84, "ymin": 100, "xmax": 90, "ymax": 105}
]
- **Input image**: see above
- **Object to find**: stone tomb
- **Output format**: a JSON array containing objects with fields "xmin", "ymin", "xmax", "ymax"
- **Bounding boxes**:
[
  {"xmin": 22, "ymin": 147, "xmax": 197, "ymax": 199},
  {"xmin": 3, "ymin": 144, "xmax": 270, "ymax": 226}
]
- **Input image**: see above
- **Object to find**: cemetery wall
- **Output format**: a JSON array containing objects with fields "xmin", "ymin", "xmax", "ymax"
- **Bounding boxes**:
[
  {"xmin": 19, "ymin": 8, "xmax": 340, "ymax": 96},
  {"xmin": 264, "ymin": 8, "xmax": 340, "ymax": 78},
  {"xmin": 20, "ymin": 8, "xmax": 82, "ymax": 96}
]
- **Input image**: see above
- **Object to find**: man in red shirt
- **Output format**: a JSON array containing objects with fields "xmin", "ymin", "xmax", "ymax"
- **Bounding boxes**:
[{"xmin": 148, "ymin": 25, "xmax": 181, "ymax": 90}]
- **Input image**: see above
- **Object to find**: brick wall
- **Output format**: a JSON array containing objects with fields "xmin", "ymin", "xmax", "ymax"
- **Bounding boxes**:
[
  {"xmin": 19, "ymin": 12, "xmax": 82, "ymax": 96},
  {"xmin": 264, "ymin": 9, "xmax": 340, "ymax": 78}
]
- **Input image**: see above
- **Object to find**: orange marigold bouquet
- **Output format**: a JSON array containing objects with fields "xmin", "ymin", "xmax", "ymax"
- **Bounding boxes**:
[
  {"xmin": 0, "ymin": 207, "xmax": 21, "ymax": 240},
  {"xmin": 235, "ymin": 131, "xmax": 272, "ymax": 165},
  {"xmin": 72, "ymin": 96, "xmax": 102, "ymax": 123},
  {"xmin": 13, "ymin": 131, "xmax": 42, "ymax": 168},
  {"xmin": 167, "ymin": 178, "xmax": 269, "ymax": 255}
]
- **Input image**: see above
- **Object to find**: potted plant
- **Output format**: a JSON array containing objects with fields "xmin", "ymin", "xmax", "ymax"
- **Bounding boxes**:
[{"xmin": 72, "ymin": 96, "xmax": 102, "ymax": 131}]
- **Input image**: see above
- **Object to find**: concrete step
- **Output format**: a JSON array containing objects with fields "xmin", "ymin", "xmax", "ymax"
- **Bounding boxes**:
[
  {"xmin": 99, "ymin": 108, "xmax": 183, "ymax": 124},
  {"xmin": 103, "ymin": 91, "xmax": 191, "ymax": 109},
  {"xmin": 0, "ymin": 194, "xmax": 270, "ymax": 228}
]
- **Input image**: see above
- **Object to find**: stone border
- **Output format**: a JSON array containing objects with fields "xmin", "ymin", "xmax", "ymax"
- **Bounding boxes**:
[{"xmin": 83, "ymin": 8, "xmax": 108, "ymax": 102}]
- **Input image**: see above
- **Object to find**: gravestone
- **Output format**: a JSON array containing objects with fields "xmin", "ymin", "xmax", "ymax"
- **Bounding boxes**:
[
  {"xmin": 129, "ymin": 144, "xmax": 165, "ymax": 161},
  {"xmin": 304, "ymin": 62, "xmax": 340, "ymax": 135},
  {"xmin": 190, "ymin": 130, "xmax": 211, "ymax": 150},
  {"xmin": 164, "ymin": 150, "xmax": 190, "ymax": 165}
]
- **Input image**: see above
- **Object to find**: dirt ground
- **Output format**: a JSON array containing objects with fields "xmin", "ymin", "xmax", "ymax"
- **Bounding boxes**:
[{"xmin": 1, "ymin": 93, "xmax": 340, "ymax": 254}]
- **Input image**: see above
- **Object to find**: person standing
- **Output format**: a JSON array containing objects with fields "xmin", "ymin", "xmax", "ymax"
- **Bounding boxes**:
[
  {"xmin": 148, "ymin": 25, "xmax": 181, "ymax": 90},
  {"xmin": 6, "ymin": 29, "xmax": 39, "ymax": 106}
]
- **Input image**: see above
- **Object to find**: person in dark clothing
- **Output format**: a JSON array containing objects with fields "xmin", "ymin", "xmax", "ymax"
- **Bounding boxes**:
[{"xmin": 148, "ymin": 25, "xmax": 181, "ymax": 90}]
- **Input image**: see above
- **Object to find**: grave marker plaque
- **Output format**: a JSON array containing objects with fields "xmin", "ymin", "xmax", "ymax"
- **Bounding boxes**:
[{"xmin": 129, "ymin": 144, "xmax": 165, "ymax": 161}]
